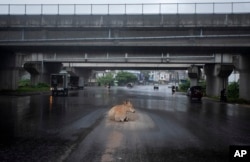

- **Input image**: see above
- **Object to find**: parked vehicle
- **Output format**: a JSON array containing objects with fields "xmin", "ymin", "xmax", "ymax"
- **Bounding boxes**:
[
  {"xmin": 78, "ymin": 77, "xmax": 84, "ymax": 90},
  {"xmin": 50, "ymin": 73, "xmax": 69, "ymax": 96},
  {"xmin": 187, "ymin": 86, "xmax": 203, "ymax": 101},
  {"xmin": 68, "ymin": 76, "xmax": 79, "ymax": 90},
  {"xmin": 68, "ymin": 75, "xmax": 85, "ymax": 90},
  {"xmin": 127, "ymin": 83, "xmax": 133, "ymax": 88}
]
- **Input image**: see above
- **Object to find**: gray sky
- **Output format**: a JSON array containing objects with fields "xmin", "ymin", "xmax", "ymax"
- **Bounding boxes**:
[{"xmin": 1, "ymin": 0, "xmax": 250, "ymax": 4}]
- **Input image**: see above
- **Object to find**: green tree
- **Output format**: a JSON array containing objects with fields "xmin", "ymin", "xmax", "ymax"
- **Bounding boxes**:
[
  {"xmin": 97, "ymin": 73, "xmax": 114, "ymax": 86},
  {"xmin": 198, "ymin": 79, "xmax": 206, "ymax": 96},
  {"xmin": 116, "ymin": 71, "xmax": 138, "ymax": 85},
  {"xmin": 227, "ymin": 82, "xmax": 239, "ymax": 99},
  {"xmin": 179, "ymin": 79, "xmax": 190, "ymax": 92}
]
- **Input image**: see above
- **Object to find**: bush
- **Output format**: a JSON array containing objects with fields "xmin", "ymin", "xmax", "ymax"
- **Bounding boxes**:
[
  {"xmin": 16, "ymin": 80, "xmax": 50, "ymax": 92},
  {"xmin": 97, "ymin": 73, "xmax": 114, "ymax": 86},
  {"xmin": 179, "ymin": 80, "xmax": 190, "ymax": 92},
  {"xmin": 198, "ymin": 80, "xmax": 206, "ymax": 96},
  {"xmin": 18, "ymin": 79, "xmax": 31, "ymax": 87},
  {"xmin": 36, "ymin": 82, "xmax": 49, "ymax": 88},
  {"xmin": 227, "ymin": 82, "xmax": 239, "ymax": 99},
  {"xmin": 115, "ymin": 71, "xmax": 138, "ymax": 86}
]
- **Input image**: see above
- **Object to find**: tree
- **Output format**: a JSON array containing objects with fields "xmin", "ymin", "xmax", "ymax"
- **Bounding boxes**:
[
  {"xmin": 179, "ymin": 79, "xmax": 190, "ymax": 92},
  {"xmin": 227, "ymin": 82, "xmax": 239, "ymax": 99},
  {"xmin": 115, "ymin": 71, "xmax": 138, "ymax": 85},
  {"xmin": 97, "ymin": 73, "xmax": 114, "ymax": 86},
  {"xmin": 198, "ymin": 79, "xmax": 206, "ymax": 96}
]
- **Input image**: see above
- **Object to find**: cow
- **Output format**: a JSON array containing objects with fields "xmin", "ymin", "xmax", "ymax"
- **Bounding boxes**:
[{"xmin": 108, "ymin": 101, "xmax": 135, "ymax": 122}]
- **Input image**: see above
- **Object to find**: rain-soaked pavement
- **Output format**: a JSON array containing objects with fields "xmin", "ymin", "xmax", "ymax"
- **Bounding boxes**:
[{"xmin": 0, "ymin": 85, "xmax": 250, "ymax": 162}]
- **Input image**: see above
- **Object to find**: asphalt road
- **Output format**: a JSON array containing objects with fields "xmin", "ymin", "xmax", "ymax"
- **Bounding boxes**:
[{"xmin": 0, "ymin": 85, "xmax": 250, "ymax": 162}]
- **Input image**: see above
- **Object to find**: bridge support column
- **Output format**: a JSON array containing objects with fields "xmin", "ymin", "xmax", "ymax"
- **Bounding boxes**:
[
  {"xmin": 0, "ymin": 68, "xmax": 20, "ymax": 90},
  {"xmin": 62, "ymin": 64, "xmax": 92, "ymax": 83},
  {"xmin": 237, "ymin": 55, "xmax": 250, "ymax": 101},
  {"xmin": 24, "ymin": 62, "xmax": 62, "ymax": 86},
  {"xmin": 188, "ymin": 66, "xmax": 201, "ymax": 87},
  {"xmin": 73, "ymin": 68, "xmax": 92, "ymax": 86},
  {"xmin": 204, "ymin": 64, "xmax": 233, "ymax": 97},
  {"xmin": 0, "ymin": 53, "xmax": 23, "ymax": 90}
]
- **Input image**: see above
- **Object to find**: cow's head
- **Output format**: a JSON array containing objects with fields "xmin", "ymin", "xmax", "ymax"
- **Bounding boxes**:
[{"xmin": 124, "ymin": 100, "xmax": 135, "ymax": 113}]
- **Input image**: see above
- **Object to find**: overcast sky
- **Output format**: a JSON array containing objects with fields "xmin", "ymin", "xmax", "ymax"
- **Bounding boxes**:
[{"xmin": 1, "ymin": 0, "xmax": 250, "ymax": 4}]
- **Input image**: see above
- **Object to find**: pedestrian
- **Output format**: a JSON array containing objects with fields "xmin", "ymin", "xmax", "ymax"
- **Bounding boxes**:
[
  {"xmin": 172, "ymin": 86, "xmax": 176, "ymax": 95},
  {"xmin": 108, "ymin": 83, "xmax": 111, "ymax": 90},
  {"xmin": 220, "ymin": 88, "xmax": 227, "ymax": 102}
]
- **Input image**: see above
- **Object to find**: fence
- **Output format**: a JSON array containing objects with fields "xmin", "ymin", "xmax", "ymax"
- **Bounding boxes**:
[{"xmin": 0, "ymin": 2, "xmax": 250, "ymax": 15}]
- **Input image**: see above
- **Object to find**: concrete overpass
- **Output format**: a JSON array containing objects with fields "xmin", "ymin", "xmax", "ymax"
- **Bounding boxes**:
[{"xmin": 0, "ymin": 3, "xmax": 250, "ymax": 100}]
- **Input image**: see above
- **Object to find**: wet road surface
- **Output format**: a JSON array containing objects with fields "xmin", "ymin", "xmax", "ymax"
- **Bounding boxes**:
[{"xmin": 0, "ymin": 85, "xmax": 250, "ymax": 162}]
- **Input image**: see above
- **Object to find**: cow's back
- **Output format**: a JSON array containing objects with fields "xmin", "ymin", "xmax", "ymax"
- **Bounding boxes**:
[
  {"xmin": 108, "ymin": 104, "xmax": 127, "ymax": 121},
  {"xmin": 108, "ymin": 105, "xmax": 116, "ymax": 120}
]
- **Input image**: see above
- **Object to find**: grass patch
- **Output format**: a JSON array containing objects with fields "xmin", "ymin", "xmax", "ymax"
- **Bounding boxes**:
[
  {"xmin": 208, "ymin": 96, "xmax": 220, "ymax": 100},
  {"xmin": 206, "ymin": 95, "xmax": 250, "ymax": 105},
  {"xmin": 227, "ymin": 98, "xmax": 249, "ymax": 104},
  {"xmin": 16, "ymin": 80, "xmax": 50, "ymax": 92},
  {"xmin": 16, "ymin": 86, "xmax": 50, "ymax": 93},
  {"xmin": 0, "ymin": 80, "xmax": 50, "ymax": 93}
]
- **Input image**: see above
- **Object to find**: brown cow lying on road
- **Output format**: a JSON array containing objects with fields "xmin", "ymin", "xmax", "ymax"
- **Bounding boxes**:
[{"xmin": 108, "ymin": 101, "xmax": 135, "ymax": 122}]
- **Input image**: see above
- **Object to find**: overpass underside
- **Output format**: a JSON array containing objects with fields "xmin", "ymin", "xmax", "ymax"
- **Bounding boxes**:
[
  {"xmin": 0, "ymin": 14, "xmax": 250, "ymax": 101},
  {"xmin": 62, "ymin": 63, "xmax": 195, "ymax": 70},
  {"xmin": 24, "ymin": 51, "xmax": 222, "ymax": 70}
]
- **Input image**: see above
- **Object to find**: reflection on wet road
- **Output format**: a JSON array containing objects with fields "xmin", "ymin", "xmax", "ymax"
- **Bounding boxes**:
[{"xmin": 0, "ymin": 85, "xmax": 250, "ymax": 162}]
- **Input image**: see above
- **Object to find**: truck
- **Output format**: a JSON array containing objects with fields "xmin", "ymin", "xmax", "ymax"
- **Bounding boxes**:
[
  {"xmin": 78, "ymin": 77, "xmax": 84, "ymax": 90},
  {"xmin": 68, "ymin": 75, "xmax": 79, "ymax": 90},
  {"xmin": 50, "ymin": 73, "xmax": 69, "ymax": 96},
  {"xmin": 68, "ymin": 76, "xmax": 84, "ymax": 90}
]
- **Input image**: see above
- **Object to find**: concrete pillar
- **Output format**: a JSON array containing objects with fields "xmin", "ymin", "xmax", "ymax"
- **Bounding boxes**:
[
  {"xmin": 43, "ymin": 62, "xmax": 62, "ymax": 83},
  {"xmin": 237, "ymin": 55, "xmax": 250, "ymax": 101},
  {"xmin": 73, "ymin": 68, "xmax": 92, "ymax": 85},
  {"xmin": 188, "ymin": 65, "xmax": 201, "ymax": 87},
  {"xmin": 0, "ymin": 53, "xmax": 23, "ymax": 90},
  {"xmin": 204, "ymin": 64, "xmax": 233, "ymax": 97},
  {"xmin": 24, "ymin": 62, "xmax": 62, "ymax": 86},
  {"xmin": 23, "ymin": 62, "xmax": 41, "ymax": 86},
  {"xmin": 0, "ymin": 68, "xmax": 20, "ymax": 90}
]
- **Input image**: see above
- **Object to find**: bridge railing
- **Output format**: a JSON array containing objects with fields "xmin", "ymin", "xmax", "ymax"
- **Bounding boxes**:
[{"xmin": 0, "ymin": 2, "xmax": 250, "ymax": 15}]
